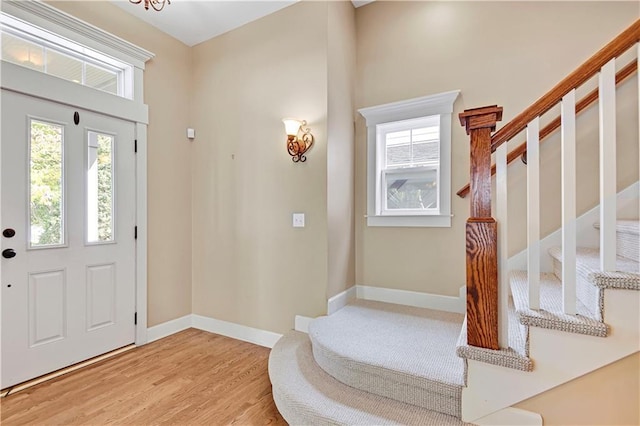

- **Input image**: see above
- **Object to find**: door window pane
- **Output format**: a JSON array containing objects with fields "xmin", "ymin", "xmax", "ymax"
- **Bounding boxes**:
[
  {"xmin": 29, "ymin": 120, "xmax": 64, "ymax": 247},
  {"xmin": 87, "ymin": 132, "xmax": 114, "ymax": 243}
]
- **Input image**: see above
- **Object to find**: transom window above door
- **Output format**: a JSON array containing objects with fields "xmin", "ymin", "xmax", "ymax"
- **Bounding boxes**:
[{"xmin": 1, "ymin": 12, "xmax": 133, "ymax": 98}]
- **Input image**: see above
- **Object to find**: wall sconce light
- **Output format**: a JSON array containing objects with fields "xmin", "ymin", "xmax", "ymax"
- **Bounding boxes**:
[{"xmin": 283, "ymin": 118, "xmax": 314, "ymax": 163}]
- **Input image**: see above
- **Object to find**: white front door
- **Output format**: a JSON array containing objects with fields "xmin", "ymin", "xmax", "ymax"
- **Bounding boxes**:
[{"xmin": 1, "ymin": 90, "xmax": 136, "ymax": 388}]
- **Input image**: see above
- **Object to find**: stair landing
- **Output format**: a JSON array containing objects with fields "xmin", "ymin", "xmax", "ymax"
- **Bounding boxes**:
[
  {"xmin": 269, "ymin": 331, "xmax": 471, "ymax": 426},
  {"xmin": 309, "ymin": 300, "xmax": 465, "ymax": 416}
]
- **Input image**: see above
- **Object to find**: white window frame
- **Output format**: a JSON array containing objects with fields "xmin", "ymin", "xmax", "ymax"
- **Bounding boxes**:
[
  {"xmin": 1, "ymin": 13, "xmax": 133, "ymax": 99},
  {"xmin": 359, "ymin": 90, "xmax": 460, "ymax": 227},
  {"xmin": 1, "ymin": 0, "xmax": 153, "ymax": 104},
  {"xmin": 377, "ymin": 115, "xmax": 441, "ymax": 216}
]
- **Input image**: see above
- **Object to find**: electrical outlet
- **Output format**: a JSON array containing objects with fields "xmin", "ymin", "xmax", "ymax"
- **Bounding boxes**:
[{"xmin": 292, "ymin": 213, "xmax": 305, "ymax": 228}]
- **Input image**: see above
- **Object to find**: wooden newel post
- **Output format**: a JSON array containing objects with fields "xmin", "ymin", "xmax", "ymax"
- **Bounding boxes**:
[{"xmin": 459, "ymin": 106, "xmax": 503, "ymax": 350}]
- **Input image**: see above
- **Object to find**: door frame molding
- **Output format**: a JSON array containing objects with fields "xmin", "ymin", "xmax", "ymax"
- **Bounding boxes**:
[
  {"xmin": 135, "ymin": 124, "xmax": 148, "ymax": 344},
  {"xmin": 1, "ymin": 2, "xmax": 154, "ymax": 345}
]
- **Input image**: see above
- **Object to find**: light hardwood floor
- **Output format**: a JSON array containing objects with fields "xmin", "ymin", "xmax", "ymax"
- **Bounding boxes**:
[{"xmin": 1, "ymin": 328, "xmax": 287, "ymax": 425}]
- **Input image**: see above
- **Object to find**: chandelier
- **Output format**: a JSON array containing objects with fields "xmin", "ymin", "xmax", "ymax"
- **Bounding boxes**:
[{"xmin": 130, "ymin": 0, "xmax": 170, "ymax": 12}]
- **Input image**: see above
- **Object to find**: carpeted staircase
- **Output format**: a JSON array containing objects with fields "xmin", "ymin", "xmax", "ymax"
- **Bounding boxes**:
[{"xmin": 269, "ymin": 221, "xmax": 639, "ymax": 424}]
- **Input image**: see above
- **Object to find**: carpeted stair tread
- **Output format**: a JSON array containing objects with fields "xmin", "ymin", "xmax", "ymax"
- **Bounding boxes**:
[
  {"xmin": 549, "ymin": 246, "xmax": 640, "ymax": 290},
  {"xmin": 549, "ymin": 246, "xmax": 639, "ymax": 321},
  {"xmin": 308, "ymin": 300, "xmax": 465, "ymax": 416},
  {"xmin": 269, "ymin": 331, "xmax": 471, "ymax": 426},
  {"xmin": 456, "ymin": 298, "xmax": 532, "ymax": 372},
  {"xmin": 593, "ymin": 220, "xmax": 639, "ymax": 262},
  {"xmin": 510, "ymin": 271, "xmax": 608, "ymax": 337}
]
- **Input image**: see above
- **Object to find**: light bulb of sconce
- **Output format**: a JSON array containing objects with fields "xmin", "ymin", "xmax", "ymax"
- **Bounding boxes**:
[{"xmin": 282, "ymin": 118, "xmax": 302, "ymax": 137}]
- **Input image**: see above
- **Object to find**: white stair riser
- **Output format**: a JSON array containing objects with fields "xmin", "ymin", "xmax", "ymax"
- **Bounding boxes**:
[
  {"xmin": 617, "ymin": 230, "xmax": 639, "ymax": 262},
  {"xmin": 462, "ymin": 288, "xmax": 640, "ymax": 422},
  {"xmin": 592, "ymin": 221, "xmax": 640, "ymax": 262}
]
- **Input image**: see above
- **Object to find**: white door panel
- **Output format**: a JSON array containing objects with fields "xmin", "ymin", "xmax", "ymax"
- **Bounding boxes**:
[
  {"xmin": 28, "ymin": 269, "xmax": 67, "ymax": 346},
  {"xmin": 1, "ymin": 90, "xmax": 136, "ymax": 388},
  {"xmin": 86, "ymin": 263, "xmax": 116, "ymax": 331}
]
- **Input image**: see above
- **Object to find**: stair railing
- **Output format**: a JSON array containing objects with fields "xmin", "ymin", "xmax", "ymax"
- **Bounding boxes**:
[
  {"xmin": 456, "ymin": 61, "xmax": 638, "ymax": 199},
  {"xmin": 459, "ymin": 20, "xmax": 640, "ymax": 350}
]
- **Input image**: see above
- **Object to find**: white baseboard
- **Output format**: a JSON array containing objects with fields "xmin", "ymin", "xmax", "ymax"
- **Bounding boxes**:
[
  {"xmin": 474, "ymin": 407, "xmax": 542, "ymax": 426},
  {"xmin": 146, "ymin": 314, "xmax": 283, "ymax": 349},
  {"xmin": 356, "ymin": 284, "xmax": 466, "ymax": 314},
  {"xmin": 327, "ymin": 285, "xmax": 357, "ymax": 314},
  {"xmin": 294, "ymin": 315, "xmax": 314, "ymax": 333},
  {"xmin": 192, "ymin": 314, "xmax": 282, "ymax": 349},
  {"xmin": 326, "ymin": 284, "xmax": 465, "ymax": 314},
  {"xmin": 146, "ymin": 315, "xmax": 192, "ymax": 343}
]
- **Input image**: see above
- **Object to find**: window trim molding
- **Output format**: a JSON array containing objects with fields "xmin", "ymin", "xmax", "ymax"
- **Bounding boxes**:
[
  {"xmin": 1, "ymin": 61, "xmax": 149, "ymax": 124},
  {"xmin": 359, "ymin": 90, "xmax": 460, "ymax": 228},
  {"xmin": 1, "ymin": 23, "xmax": 132, "ymax": 98},
  {"xmin": 1, "ymin": 1, "xmax": 154, "ymax": 69},
  {"xmin": 2, "ymin": 0, "xmax": 154, "ymax": 104}
]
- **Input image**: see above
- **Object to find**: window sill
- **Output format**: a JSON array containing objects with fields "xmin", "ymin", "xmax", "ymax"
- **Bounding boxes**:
[{"xmin": 366, "ymin": 214, "xmax": 452, "ymax": 228}]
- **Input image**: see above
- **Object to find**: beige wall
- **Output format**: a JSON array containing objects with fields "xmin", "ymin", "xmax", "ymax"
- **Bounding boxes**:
[
  {"xmin": 48, "ymin": 0, "xmax": 356, "ymax": 334},
  {"xmin": 190, "ymin": 2, "xmax": 332, "ymax": 334},
  {"xmin": 46, "ymin": 0, "xmax": 637, "ymax": 332},
  {"xmin": 48, "ymin": 1, "xmax": 193, "ymax": 327},
  {"xmin": 517, "ymin": 352, "xmax": 640, "ymax": 425},
  {"xmin": 327, "ymin": 1, "xmax": 357, "ymax": 299},
  {"xmin": 23, "ymin": 3, "xmax": 640, "ymax": 421},
  {"xmin": 355, "ymin": 1, "xmax": 639, "ymax": 295}
]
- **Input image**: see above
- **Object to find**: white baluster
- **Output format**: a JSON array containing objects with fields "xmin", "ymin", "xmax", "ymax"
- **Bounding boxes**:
[
  {"xmin": 599, "ymin": 59, "xmax": 617, "ymax": 271},
  {"xmin": 496, "ymin": 143, "xmax": 509, "ymax": 348},
  {"xmin": 561, "ymin": 90, "xmax": 577, "ymax": 315},
  {"xmin": 527, "ymin": 118, "xmax": 540, "ymax": 310},
  {"xmin": 637, "ymin": 44, "xmax": 639, "ymax": 242}
]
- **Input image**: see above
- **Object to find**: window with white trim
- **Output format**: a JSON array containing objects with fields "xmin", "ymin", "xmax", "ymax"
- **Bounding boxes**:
[
  {"xmin": 359, "ymin": 90, "xmax": 460, "ymax": 227},
  {"xmin": 1, "ymin": 13, "xmax": 133, "ymax": 98}
]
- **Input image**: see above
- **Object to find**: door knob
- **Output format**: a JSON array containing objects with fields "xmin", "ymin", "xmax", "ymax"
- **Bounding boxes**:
[
  {"xmin": 3, "ymin": 229, "xmax": 15, "ymax": 238},
  {"xmin": 2, "ymin": 249, "xmax": 16, "ymax": 259}
]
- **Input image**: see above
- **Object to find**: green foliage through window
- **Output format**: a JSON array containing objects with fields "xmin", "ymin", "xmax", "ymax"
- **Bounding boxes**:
[
  {"xmin": 30, "ymin": 120, "xmax": 63, "ymax": 246},
  {"xmin": 96, "ymin": 134, "xmax": 113, "ymax": 241}
]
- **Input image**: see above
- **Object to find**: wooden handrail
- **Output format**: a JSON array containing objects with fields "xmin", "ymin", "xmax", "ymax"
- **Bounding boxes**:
[
  {"xmin": 490, "ymin": 19, "xmax": 640, "ymax": 153},
  {"xmin": 456, "ymin": 60, "xmax": 638, "ymax": 198}
]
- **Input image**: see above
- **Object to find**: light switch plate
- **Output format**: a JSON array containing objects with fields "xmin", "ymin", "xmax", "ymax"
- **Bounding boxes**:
[{"xmin": 293, "ymin": 213, "xmax": 305, "ymax": 228}]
